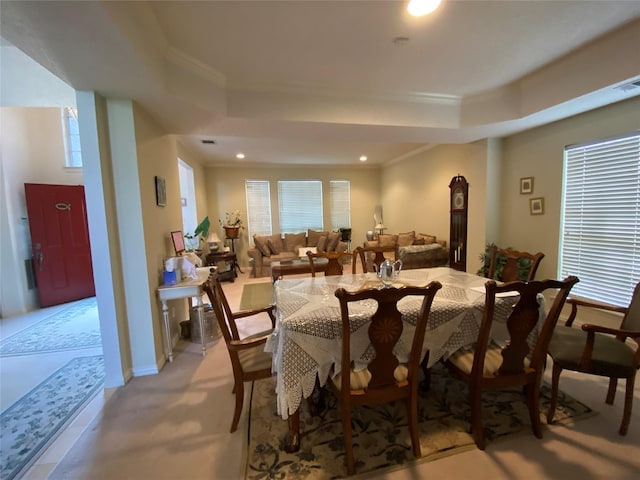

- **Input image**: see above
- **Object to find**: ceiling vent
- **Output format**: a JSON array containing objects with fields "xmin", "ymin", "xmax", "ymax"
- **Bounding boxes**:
[
  {"xmin": 201, "ymin": 139, "xmax": 216, "ymax": 144},
  {"xmin": 615, "ymin": 79, "xmax": 640, "ymax": 92}
]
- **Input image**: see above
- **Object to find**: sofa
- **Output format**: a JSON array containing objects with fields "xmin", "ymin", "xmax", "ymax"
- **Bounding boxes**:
[
  {"xmin": 248, "ymin": 229, "xmax": 347, "ymax": 277},
  {"xmin": 364, "ymin": 231, "xmax": 449, "ymax": 271}
]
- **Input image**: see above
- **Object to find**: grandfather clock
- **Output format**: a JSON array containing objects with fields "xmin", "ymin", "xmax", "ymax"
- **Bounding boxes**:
[{"xmin": 449, "ymin": 175, "xmax": 469, "ymax": 271}]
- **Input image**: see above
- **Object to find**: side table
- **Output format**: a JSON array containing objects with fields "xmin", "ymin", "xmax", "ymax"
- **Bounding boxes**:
[{"xmin": 206, "ymin": 251, "xmax": 238, "ymax": 282}]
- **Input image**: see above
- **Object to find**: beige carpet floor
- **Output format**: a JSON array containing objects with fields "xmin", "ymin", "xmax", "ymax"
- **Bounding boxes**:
[{"xmin": 47, "ymin": 272, "xmax": 640, "ymax": 479}]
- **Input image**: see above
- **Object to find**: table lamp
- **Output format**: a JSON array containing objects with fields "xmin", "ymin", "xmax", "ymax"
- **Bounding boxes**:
[{"xmin": 207, "ymin": 232, "xmax": 221, "ymax": 252}]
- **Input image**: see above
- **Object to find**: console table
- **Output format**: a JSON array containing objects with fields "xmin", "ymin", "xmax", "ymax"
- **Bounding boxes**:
[{"xmin": 157, "ymin": 267, "xmax": 211, "ymax": 362}]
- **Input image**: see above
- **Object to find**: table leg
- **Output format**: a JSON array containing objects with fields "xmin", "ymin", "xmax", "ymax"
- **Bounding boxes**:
[
  {"xmin": 195, "ymin": 296, "xmax": 206, "ymax": 357},
  {"xmin": 283, "ymin": 409, "xmax": 301, "ymax": 453},
  {"xmin": 161, "ymin": 299, "xmax": 173, "ymax": 362}
]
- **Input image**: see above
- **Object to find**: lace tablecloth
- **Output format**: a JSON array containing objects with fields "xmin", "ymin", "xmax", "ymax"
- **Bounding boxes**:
[{"xmin": 266, "ymin": 267, "xmax": 521, "ymax": 419}]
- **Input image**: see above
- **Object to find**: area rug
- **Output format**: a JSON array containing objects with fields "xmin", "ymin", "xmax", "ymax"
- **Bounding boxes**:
[
  {"xmin": 0, "ymin": 355, "xmax": 105, "ymax": 480},
  {"xmin": 244, "ymin": 363, "xmax": 594, "ymax": 479},
  {"xmin": 0, "ymin": 297, "xmax": 100, "ymax": 356},
  {"xmin": 240, "ymin": 282, "xmax": 274, "ymax": 311}
]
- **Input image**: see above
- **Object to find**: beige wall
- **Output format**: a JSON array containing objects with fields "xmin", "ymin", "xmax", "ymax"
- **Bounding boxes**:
[
  {"xmin": 500, "ymin": 96, "xmax": 640, "ymax": 281},
  {"xmin": 205, "ymin": 166, "xmax": 380, "ymax": 267},
  {"xmin": 381, "ymin": 141, "xmax": 490, "ymax": 274},
  {"xmin": 0, "ymin": 107, "xmax": 84, "ymax": 316}
]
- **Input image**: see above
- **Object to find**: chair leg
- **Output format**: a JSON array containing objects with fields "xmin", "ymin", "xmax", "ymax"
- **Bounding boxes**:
[
  {"xmin": 619, "ymin": 375, "xmax": 635, "ymax": 436},
  {"xmin": 546, "ymin": 362, "xmax": 562, "ymax": 424},
  {"xmin": 606, "ymin": 377, "xmax": 618, "ymax": 405},
  {"xmin": 407, "ymin": 393, "xmax": 422, "ymax": 459},
  {"xmin": 526, "ymin": 381, "xmax": 543, "ymax": 438},
  {"xmin": 230, "ymin": 380, "xmax": 245, "ymax": 433},
  {"xmin": 470, "ymin": 386, "xmax": 485, "ymax": 450}
]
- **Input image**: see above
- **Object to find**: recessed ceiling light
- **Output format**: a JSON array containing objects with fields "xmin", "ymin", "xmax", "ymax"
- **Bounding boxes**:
[
  {"xmin": 407, "ymin": 0, "xmax": 441, "ymax": 17},
  {"xmin": 236, "ymin": 153, "xmax": 245, "ymax": 159},
  {"xmin": 201, "ymin": 139, "xmax": 215, "ymax": 144},
  {"xmin": 360, "ymin": 155, "xmax": 368, "ymax": 162}
]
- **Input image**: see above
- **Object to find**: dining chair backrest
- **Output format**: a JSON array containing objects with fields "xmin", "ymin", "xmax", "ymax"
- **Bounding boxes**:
[
  {"xmin": 622, "ymin": 282, "xmax": 640, "ymax": 332},
  {"xmin": 332, "ymin": 281, "xmax": 442, "ymax": 474},
  {"xmin": 201, "ymin": 269, "xmax": 237, "ymax": 343},
  {"xmin": 307, "ymin": 250, "xmax": 355, "ymax": 276},
  {"xmin": 353, "ymin": 245, "xmax": 398, "ymax": 273},
  {"xmin": 488, "ymin": 245, "xmax": 544, "ymax": 282}
]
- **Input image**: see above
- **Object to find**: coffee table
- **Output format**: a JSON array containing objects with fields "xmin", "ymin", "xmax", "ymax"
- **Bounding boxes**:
[{"xmin": 271, "ymin": 257, "xmax": 328, "ymax": 282}]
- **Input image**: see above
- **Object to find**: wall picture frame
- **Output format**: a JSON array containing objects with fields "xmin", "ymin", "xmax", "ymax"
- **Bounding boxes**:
[
  {"xmin": 155, "ymin": 176, "xmax": 166, "ymax": 206},
  {"xmin": 530, "ymin": 197, "xmax": 544, "ymax": 215},
  {"xmin": 520, "ymin": 177, "xmax": 534, "ymax": 194}
]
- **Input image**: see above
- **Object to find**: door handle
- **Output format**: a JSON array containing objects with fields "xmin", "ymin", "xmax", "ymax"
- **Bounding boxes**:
[{"xmin": 35, "ymin": 251, "xmax": 43, "ymax": 271}]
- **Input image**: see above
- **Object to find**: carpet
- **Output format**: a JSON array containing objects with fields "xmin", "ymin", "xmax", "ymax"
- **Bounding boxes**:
[
  {"xmin": 245, "ymin": 363, "xmax": 594, "ymax": 479},
  {"xmin": 0, "ymin": 297, "xmax": 100, "ymax": 356},
  {"xmin": 240, "ymin": 282, "xmax": 274, "ymax": 311},
  {"xmin": 0, "ymin": 355, "xmax": 105, "ymax": 480}
]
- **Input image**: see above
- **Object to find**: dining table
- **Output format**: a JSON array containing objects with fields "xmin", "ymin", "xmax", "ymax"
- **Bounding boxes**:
[{"xmin": 265, "ymin": 267, "xmax": 532, "ymax": 452}]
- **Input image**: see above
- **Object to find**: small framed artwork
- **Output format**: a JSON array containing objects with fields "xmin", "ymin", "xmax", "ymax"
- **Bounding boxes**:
[
  {"xmin": 155, "ymin": 176, "xmax": 166, "ymax": 207},
  {"xmin": 520, "ymin": 177, "xmax": 534, "ymax": 194},
  {"xmin": 530, "ymin": 197, "xmax": 544, "ymax": 215}
]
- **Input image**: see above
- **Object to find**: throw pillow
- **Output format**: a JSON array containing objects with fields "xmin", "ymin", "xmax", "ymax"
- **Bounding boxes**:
[
  {"xmin": 378, "ymin": 234, "xmax": 398, "ymax": 248},
  {"xmin": 284, "ymin": 232, "xmax": 306, "ymax": 252},
  {"xmin": 267, "ymin": 240, "xmax": 280, "ymax": 255},
  {"xmin": 413, "ymin": 238, "xmax": 426, "ymax": 245},
  {"xmin": 417, "ymin": 233, "xmax": 437, "ymax": 244},
  {"xmin": 253, "ymin": 235, "xmax": 271, "ymax": 257},
  {"xmin": 307, "ymin": 229, "xmax": 328, "ymax": 247},
  {"xmin": 398, "ymin": 231, "xmax": 415, "ymax": 247},
  {"xmin": 326, "ymin": 231, "xmax": 341, "ymax": 251},
  {"xmin": 317, "ymin": 236, "xmax": 328, "ymax": 252}
]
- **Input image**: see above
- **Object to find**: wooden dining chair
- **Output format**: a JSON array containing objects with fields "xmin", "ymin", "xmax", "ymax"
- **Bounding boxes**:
[
  {"xmin": 201, "ymin": 270, "xmax": 275, "ymax": 433},
  {"xmin": 444, "ymin": 275, "xmax": 579, "ymax": 450},
  {"xmin": 331, "ymin": 281, "xmax": 442, "ymax": 475},
  {"xmin": 487, "ymin": 245, "xmax": 545, "ymax": 282},
  {"xmin": 547, "ymin": 282, "xmax": 640, "ymax": 435},
  {"xmin": 353, "ymin": 245, "xmax": 397, "ymax": 273},
  {"xmin": 306, "ymin": 250, "xmax": 355, "ymax": 276}
]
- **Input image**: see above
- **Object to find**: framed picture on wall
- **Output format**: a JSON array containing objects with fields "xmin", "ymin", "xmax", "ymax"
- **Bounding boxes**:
[
  {"xmin": 520, "ymin": 177, "xmax": 534, "ymax": 194},
  {"xmin": 530, "ymin": 197, "xmax": 544, "ymax": 215},
  {"xmin": 155, "ymin": 176, "xmax": 166, "ymax": 206}
]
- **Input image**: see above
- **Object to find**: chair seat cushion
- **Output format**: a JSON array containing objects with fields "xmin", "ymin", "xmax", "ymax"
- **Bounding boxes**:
[
  {"xmin": 448, "ymin": 344, "xmax": 530, "ymax": 376},
  {"xmin": 549, "ymin": 325, "xmax": 638, "ymax": 377},
  {"xmin": 331, "ymin": 364, "xmax": 408, "ymax": 391},
  {"xmin": 238, "ymin": 343, "xmax": 273, "ymax": 373}
]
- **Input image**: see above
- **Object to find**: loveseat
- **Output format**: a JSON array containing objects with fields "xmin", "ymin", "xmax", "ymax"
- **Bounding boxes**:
[
  {"xmin": 248, "ymin": 229, "xmax": 347, "ymax": 277},
  {"xmin": 364, "ymin": 231, "xmax": 448, "ymax": 270}
]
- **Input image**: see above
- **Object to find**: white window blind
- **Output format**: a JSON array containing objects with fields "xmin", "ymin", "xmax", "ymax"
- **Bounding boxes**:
[
  {"xmin": 559, "ymin": 132, "xmax": 640, "ymax": 306},
  {"xmin": 278, "ymin": 180, "xmax": 323, "ymax": 233},
  {"xmin": 330, "ymin": 180, "xmax": 351, "ymax": 230},
  {"xmin": 245, "ymin": 180, "xmax": 272, "ymax": 242}
]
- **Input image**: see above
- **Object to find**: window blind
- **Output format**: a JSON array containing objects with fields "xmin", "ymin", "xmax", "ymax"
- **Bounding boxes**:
[
  {"xmin": 245, "ymin": 180, "xmax": 272, "ymax": 242},
  {"xmin": 559, "ymin": 133, "xmax": 640, "ymax": 306},
  {"xmin": 330, "ymin": 180, "xmax": 351, "ymax": 230},
  {"xmin": 278, "ymin": 180, "xmax": 323, "ymax": 233}
]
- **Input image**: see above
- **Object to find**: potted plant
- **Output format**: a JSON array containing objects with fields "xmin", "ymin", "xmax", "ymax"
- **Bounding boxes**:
[
  {"xmin": 220, "ymin": 210, "xmax": 244, "ymax": 239},
  {"xmin": 185, "ymin": 216, "xmax": 210, "ymax": 251}
]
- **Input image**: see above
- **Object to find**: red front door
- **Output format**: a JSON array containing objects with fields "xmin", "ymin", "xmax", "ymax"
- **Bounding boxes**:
[{"xmin": 25, "ymin": 183, "xmax": 96, "ymax": 307}]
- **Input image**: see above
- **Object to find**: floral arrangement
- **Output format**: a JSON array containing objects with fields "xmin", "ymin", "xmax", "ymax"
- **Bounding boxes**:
[{"xmin": 220, "ymin": 210, "xmax": 244, "ymax": 229}]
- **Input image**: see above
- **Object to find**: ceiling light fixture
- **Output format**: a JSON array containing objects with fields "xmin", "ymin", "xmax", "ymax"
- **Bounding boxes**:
[
  {"xmin": 360, "ymin": 155, "xmax": 368, "ymax": 162},
  {"xmin": 236, "ymin": 153, "xmax": 245, "ymax": 159},
  {"xmin": 407, "ymin": 0, "xmax": 441, "ymax": 17}
]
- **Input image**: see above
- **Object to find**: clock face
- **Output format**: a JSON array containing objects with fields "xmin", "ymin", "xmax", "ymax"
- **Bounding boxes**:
[{"xmin": 453, "ymin": 188, "xmax": 465, "ymax": 210}]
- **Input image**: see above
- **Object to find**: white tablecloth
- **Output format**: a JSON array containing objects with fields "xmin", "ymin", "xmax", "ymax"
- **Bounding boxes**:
[{"xmin": 266, "ymin": 267, "xmax": 523, "ymax": 419}]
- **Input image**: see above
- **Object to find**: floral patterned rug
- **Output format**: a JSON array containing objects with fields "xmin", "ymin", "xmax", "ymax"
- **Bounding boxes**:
[
  {"xmin": 0, "ymin": 297, "xmax": 100, "ymax": 356},
  {"xmin": 245, "ymin": 363, "xmax": 593, "ymax": 479},
  {"xmin": 0, "ymin": 355, "xmax": 104, "ymax": 480}
]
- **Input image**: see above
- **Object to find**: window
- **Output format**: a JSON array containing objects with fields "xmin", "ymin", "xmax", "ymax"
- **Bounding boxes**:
[
  {"xmin": 62, "ymin": 107, "xmax": 83, "ymax": 167},
  {"xmin": 330, "ymin": 180, "xmax": 351, "ymax": 230},
  {"xmin": 246, "ymin": 180, "xmax": 272, "ymax": 241},
  {"xmin": 559, "ymin": 132, "xmax": 640, "ymax": 306},
  {"xmin": 278, "ymin": 180, "xmax": 323, "ymax": 233}
]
